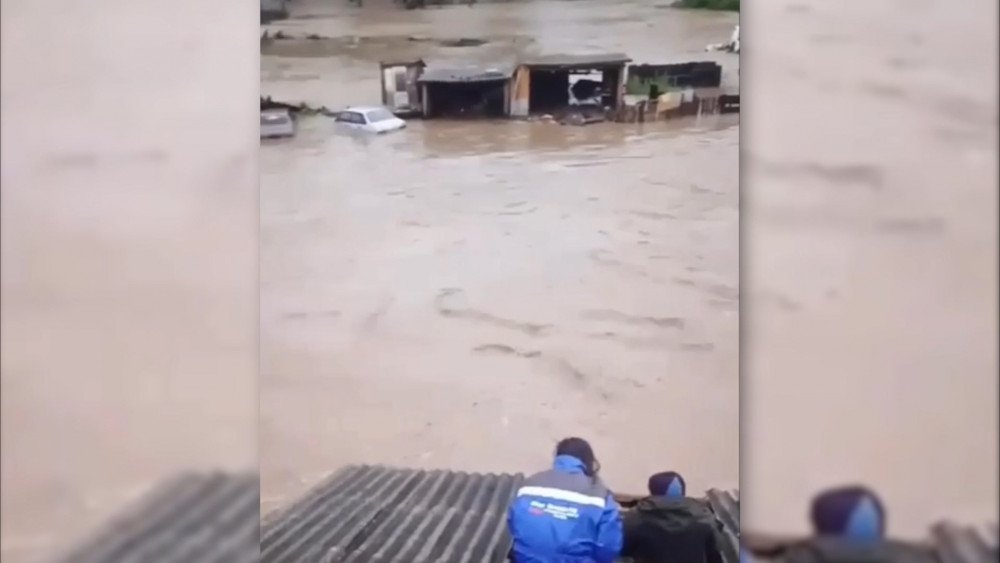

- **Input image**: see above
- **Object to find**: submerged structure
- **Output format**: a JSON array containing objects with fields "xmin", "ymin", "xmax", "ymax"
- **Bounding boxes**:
[
  {"xmin": 625, "ymin": 61, "xmax": 723, "ymax": 96},
  {"xmin": 418, "ymin": 65, "xmax": 517, "ymax": 118},
  {"xmin": 380, "ymin": 55, "xmax": 628, "ymax": 120},
  {"xmin": 379, "ymin": 59, "xmax": 427, "ymax": 117},
  {"xmin": 378, "ymin": 54, "xmax": 736, "ymax": 123},
  {"xmin": 614, "ymin": 60, "xmax": 732, "ymax": 123},
  {"xmin": 510, "ymin": 53, "xmax": 631, "ymax": 117}
]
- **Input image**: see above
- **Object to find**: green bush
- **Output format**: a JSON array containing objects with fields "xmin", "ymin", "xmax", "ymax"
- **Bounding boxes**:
[{"xmin": 673, "ymin": 0, "xmax": 739, "ymax": 11}]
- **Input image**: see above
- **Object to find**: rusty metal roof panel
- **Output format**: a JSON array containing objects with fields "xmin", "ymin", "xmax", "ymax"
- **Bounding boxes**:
[
  {"xmin": 260, "ymin": 465, "xmax": 524, "ymax": 563},
  {"xmin": 51, "ymin": 471, "xmax": 260, "ymax": 563},
  {"xmin": 522, "ymin": 53, "xmax": 632, "ymax": 68}
]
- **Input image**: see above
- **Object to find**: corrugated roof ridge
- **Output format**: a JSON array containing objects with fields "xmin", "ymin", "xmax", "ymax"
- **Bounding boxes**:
[
  {"xmin": 52, "ymin": 471, "xmax": 259, "ymax": 563},
  {"xmin": 260, "ymin": 464, "xmax": 371, "ymax": 554},
  {"xmin": 705, "ymin": 488, "xmax": 742, "ymax": 563},
  {"xmin": 930, "ymin": 520, "xmax": 1000, "ymax": 563}
]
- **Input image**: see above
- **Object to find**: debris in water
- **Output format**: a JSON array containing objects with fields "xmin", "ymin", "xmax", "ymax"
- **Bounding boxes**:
[
  {"xmin": 260, "ymin": 96, "xmax": 339, "ymax": 118},
  {"xmin": 439, "ymin": 38, "xmax": 489, "ymax": 48},
  {"xmin": 706, "ymin": 25, "xmax": 740, "ymax": 53}
]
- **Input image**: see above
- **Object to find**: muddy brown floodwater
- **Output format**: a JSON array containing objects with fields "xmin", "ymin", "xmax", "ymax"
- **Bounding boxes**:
[
  {"xmin": 2, "ymin": 0, "xmax": 258, "ymax": 560},
  {"xmin": 742, "ymin": 0, "xmax": 997, "ymax": 539},
  {"xmin": 260, "ymin": 0, "xmax": 740, "ymax": 514}
]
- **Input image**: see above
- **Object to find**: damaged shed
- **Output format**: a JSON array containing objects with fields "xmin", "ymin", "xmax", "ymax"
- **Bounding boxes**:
[
  {"xmin": 511, "ymin": 53, "xmax": 631, "ymax": 117},
  {"xmin": 380, "ymin": 59, "xmax": 427, "ymax": 117},
  {"xmin": 417, "ymin": 65, "xmax": 516, "ymax": 118}
]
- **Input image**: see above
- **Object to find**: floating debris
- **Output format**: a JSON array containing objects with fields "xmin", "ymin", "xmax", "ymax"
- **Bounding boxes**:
[
  {"xmin": 439, "ymin": 37, "xmax": 489, "ymax": 47},
  {"xmin": 706, "ymin": 25, "xmax": 740, "ymax": 53},
  {"xmin": 260, "ymin": 96, "xmax": 339, "ymax": 118}
]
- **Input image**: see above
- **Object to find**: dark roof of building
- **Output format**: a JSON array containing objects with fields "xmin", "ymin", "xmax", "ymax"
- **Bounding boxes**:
[
  {"xmin": 522, "ymin": 52, "xmax": 632, "ymax": 68},
  {"xmin": 380, "ymin": 59, "xmax": 426, "ymax": 68},
  {"xmin": 628, "ymin": 61, "xmax": 721, "ymax": 72},
  {"xmin": 261, "ymin": 465, "xmax": 524, "ymax": 563},
  {"xmin": 418, "ymin": 64, "xmax": 516, "ymax": 83},
  {"xmin": 51, "ymin": 471, "xmax": 260, "ymax": 563}
]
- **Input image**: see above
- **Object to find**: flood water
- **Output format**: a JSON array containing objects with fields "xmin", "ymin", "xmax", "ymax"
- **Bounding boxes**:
[
  {"xmin": 1, "ymin": 0, "xmax": 993, "ymax": 557},
  {"xmin": 742, "ymin": 0, "xmax": 997, "ymax": 539},
  {"xmin": 260, "ymin": 0, "xmax": 740, "ymax": 514},
  {"xmin": 1, "ymin": 0, "xmax": 259, "ymax": 559}
]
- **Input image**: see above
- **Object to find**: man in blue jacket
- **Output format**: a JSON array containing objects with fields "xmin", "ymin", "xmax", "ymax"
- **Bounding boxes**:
[{"xmin": 508, "ymin": 437, "xmax": 624, "ymax": 562}]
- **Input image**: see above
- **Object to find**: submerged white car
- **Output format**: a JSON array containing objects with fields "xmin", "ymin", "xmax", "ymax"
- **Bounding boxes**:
[
  {"xmin": 261, "ymin": 108, "xmax": 296, "ymax": 139},
  {"xmin": 335, "ymin": 106, "xmax": 407, "ymax": 134}
]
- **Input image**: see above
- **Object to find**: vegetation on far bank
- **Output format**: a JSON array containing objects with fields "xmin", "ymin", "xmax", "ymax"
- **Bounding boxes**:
[{"xmin": 672, "ymin": 0, "xmax": 739, "ymax": 11}]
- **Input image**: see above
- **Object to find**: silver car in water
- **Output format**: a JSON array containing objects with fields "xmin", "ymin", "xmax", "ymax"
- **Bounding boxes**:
[
  {"xmin": 334, "ymin": 106, "xmax": 407, "ymax": 134},
  {"xmin": 261, "ymin": 108, "xmax": 296, "ymax": 139}
]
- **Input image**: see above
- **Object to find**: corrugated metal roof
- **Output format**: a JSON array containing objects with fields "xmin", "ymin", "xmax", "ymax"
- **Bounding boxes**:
[
  {"xmin": 706, "ymin": 488, "xmax": 741, "ymax": 563},
  {"xmin": 931, "ymin": 521, "xmax": 1000, "ymax": 563},
  {"xmin": 418, "ymin": 65, "xmax": 516, "ymax": 83},
  {"xmin": 263, "ymin": 465, "xmax": 742, "ymax": 563},
  {"xmin": 522, "ymin": 53, "xmax": 632, "ymax": 68},
  {"xmin": 261, "ymin": 465, "xmax": 524, "ymax": 563},
  {"xmin": 744, "ymin": 520, "xmax": 999, "ymax": 563},
  {"xmin": 51, "ymin": 471, "xmax": 259, "ymax": 563}
]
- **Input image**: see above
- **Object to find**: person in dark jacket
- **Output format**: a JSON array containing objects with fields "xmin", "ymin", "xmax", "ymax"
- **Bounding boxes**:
[
  {"xmin": 507, "ymin": 437, "xmax": 624, "ymax": 563},
  {"xmin": 780, "ymin": 485, "xmax": 936, "ymax": 563},
  {"xmin": 621, "ymin": 471, "xmax": 726, "ymax": 563}
]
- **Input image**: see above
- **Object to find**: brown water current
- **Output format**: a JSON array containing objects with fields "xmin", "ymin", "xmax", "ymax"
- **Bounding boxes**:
[
  {"xmin": 260, "ymin": 0, "xmax": 740, "ymax": 515},
  {"xmin": 742, "ymin": 0, "xmax": 997, "ymax": 539},
  {"xmin": 2, "ymin": 0, "xmax": 994, "ymax": 557},
  {"xmin": 1, "ymin": 0, "xmax": 259, "ymax": 560}
]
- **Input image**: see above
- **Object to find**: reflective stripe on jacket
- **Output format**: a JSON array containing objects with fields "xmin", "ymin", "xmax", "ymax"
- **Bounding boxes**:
[{"xmin": 507, "ymin": 455, "xmax": 624, "ymax": 563}]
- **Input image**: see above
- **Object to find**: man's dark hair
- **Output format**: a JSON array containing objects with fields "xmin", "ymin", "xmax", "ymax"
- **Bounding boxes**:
[
  {"xmin": 810, "ymin": 485, "xmax": 886, "ymax": 538},
  {"xmin": 555, "ymin": 437, "xmax": 597, "ymax": 476},
  {"xmin": 648, "ymin": 471, "xmax": 686, "ymax": 497}
]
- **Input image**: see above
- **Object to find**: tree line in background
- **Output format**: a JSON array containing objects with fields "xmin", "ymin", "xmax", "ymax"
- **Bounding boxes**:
[{"xmin": 673, "ymin": 0, "xmax": 739, "ymax": 11}]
